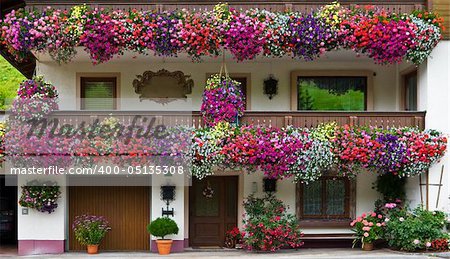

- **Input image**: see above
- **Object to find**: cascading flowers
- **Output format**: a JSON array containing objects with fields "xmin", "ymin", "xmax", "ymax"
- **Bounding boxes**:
[
  {"xmin": 406, "ymin": 16, "xmax": 442, "ymax": 64},
  {"xmin": 288, "ymin": 14, "xmax": 337, "ymax": 60},
  {"xmin": 200, "ymin": 74, "xmax": 245, "ymax": 127},
  {"xmin": 246, "ymin": 9, "xmax": 291, "ymax": 58},
  {"xmin": 79, "ymin": 8, "xmax": 128, "ymax": 64},
  {"xmin": 1, "ymin": 117, "xmax": 447, "ymax": 182},
  {"xmin": 400, "ymin": 128, "xmax": 447, "ymax": 177},
  {"xmin": 10, "ymin": 76, "xmax": 59, "ymax": 122},
  {"xmin": 1, "ymin": 4, "xmax": 442, "ymax": 65},
  {"xmin": 175, "ymin": 9, "xmax": 222, "ymax": 61},
  {"xmin": 339, "ymin": 6, "xmax": 417, "ymax": 64},
  {"xmin": 223, "ymin": 9, "xmax": 266, "ymax": 61}
]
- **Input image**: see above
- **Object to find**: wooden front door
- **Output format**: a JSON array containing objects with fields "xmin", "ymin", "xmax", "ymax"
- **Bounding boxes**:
[
  {"xmin": 189, "ymin": 176, "xmax": 238, "ymax": 247},
  {"xmin": 69, "ymin": 186, "xmax": 150, "ymax": 251}
]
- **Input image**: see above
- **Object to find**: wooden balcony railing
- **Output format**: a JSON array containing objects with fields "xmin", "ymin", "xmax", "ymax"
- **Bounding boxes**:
[
  {"xmin": 25, "ymin": 0, "xmax": 426, "ymax": 13},
  {"xmin": 40, "ymin": 111, "xmax": 426, "ymax": 130}
]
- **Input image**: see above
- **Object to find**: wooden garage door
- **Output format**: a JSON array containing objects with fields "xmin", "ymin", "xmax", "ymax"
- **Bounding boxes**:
[{"xmin": 69, "ymin": 186, "xmax": 150, "ymax": 251}]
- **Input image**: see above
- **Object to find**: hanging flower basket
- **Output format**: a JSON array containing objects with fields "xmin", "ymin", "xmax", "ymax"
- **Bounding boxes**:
[
  {"xmin": 200, "ymin": 74, "xmax": 245, "ymax": 127},
  {"xmin": 10, "ymin": 76, "xmax": 59, "ymax": 122}
]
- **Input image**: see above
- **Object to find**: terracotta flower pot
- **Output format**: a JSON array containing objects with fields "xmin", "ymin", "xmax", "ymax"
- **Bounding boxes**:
[
  {"xmin": 87, "ymin": 244, "xmax": 99, "ymax": 254},
  {"xmin": 362, "ymin": 242, "xmax": 374, "ymax": 251},
  {"xmin": 156, "ymin": 239, "xmax": 173, "ymax": 255}
]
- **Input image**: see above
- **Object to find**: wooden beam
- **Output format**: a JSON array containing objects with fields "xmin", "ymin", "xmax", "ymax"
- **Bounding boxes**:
[
  {"xmin": 1, "ymin": 0, "xmax": 35, "ymax": 79},
  {"xmin": 431, "ymin": 0, "xmax": 450, "ymax": 39},
  {"xmin": 25, "ymin": 0, "xmax": 426, "ymax": 4}
]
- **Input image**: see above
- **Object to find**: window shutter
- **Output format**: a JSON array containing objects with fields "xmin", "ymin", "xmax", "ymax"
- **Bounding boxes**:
[{"xmin": 81, "ymin": 79, "xmax": 116, "ymax": 110}]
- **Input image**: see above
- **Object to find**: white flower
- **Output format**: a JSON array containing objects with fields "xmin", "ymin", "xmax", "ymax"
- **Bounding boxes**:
[
  {"xmin": 399, "ymin": 217, "xmax": 404, "ymax": 222},
  {"xmin": 413, "ymin": 239, "xmax": 420, "ymax": 245},
  {"xmin": 426, "ymin": 242, "xmax": 431, "ymax": 247},
  {"xmin": 385, "ymin": 218, "xmax": 390, "ymax": 222}
]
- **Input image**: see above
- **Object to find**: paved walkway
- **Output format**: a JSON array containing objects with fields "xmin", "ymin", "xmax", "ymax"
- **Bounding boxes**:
[{"xmin": 4, "ymin": 248, "xmax": 449, "ymax": 259}]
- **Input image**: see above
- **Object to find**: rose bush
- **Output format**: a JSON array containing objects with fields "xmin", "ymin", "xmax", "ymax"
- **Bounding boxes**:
[{"xmin": 242, "ymin": 194, "xmax": 304, "ymax": 251}]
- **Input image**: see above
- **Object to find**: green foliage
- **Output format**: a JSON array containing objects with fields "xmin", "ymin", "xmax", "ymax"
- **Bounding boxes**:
[
  {"xmin": 374, "ymin": 174, "xmax": 406, "ymax": 202},
  {"xmin": 384, "ymin": 206, "xmax": 448, "ymax": 251},
  {"xmin": 0, "ymin": 56, "xmax": 24, "ymax": 110},
  {"xmin": 298, "ymin": 86, "xmax": 314, "ymax": 110},
  {"xmin": 298, "ymin": 81, "xmax": 365, "ymax": 111},
  {"xmin": 147, "ymin": 217, "xmax": 179, "ymax": 239}
]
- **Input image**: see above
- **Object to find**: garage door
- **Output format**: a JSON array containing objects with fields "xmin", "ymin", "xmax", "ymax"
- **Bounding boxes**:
[{"xmin": 69, "ymin": 186, "xmax": 150, "ymax": 251}]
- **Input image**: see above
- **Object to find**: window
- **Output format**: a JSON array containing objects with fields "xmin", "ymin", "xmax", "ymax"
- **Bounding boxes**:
[
  {"xmin": 297, "ymin": 176, "xmax": 355, "ymax": 226},
  {"xmin": 291, "ymin": 71, "xmax": 373, "ymax": 111},
  {"xmin": 403, "ymin": 71, "xmax": 417, "ymax": 111},
  {"xmin": 297, "ymin": 77, "xmax": 367, "ymax": 110},
  {"xmin": 80, "ymin": 77, "xmax": 117, "ymax": 110}
]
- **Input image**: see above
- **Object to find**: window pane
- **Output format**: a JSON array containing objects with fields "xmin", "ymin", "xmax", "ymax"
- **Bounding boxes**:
[
  {"xmin": 326, "ymin": 179, "xmax": 345, "ymax": 215},
  {"xmin": 82, "ymin": 80, "xmax": 115, "ymax": 110},
  {"xmin": 303, "ymin": 181, "xmax": 322, "ymax": 215},
  {"xmin": 195, "ymin": 181, "xmax": 220, "ymax": 217},
  {"xmin": 297, "ymin": 77, "xmax": 366, "ymax": 111}
]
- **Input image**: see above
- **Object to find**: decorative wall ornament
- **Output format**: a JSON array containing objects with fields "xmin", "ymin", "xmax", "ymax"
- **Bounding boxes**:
[
  {"xmin": 133, "ymin": 69, "xmax": 194, "ymax": 104},
  {"xmin": 202, "ymin": 181, "xmax": 214, "ymax": 199},
  {"xmin": 160, "ymin": 185, "xmax": 176, "ymax": 217}
]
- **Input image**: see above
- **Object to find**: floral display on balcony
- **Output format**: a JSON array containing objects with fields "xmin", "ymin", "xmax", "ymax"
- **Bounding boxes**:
[
  {"xmin": 0, "ymin": 2, "xmax": 444, "ymax": 65},
  {"xmin": 192, "ymin": 122, "xmax": 446, "ymax": 180},
  {"xmin": 9, "ymin": 76, "xmax": 59, "ymax": 122},
  {"xmin": 200, "ymin": 74, "xmax": 245, "ymax": 127},
  {"xmin": 18, "ymin": 180, "xmax": 61, "ymax": 214},
  {"xmin": 1, "ymin": 117, "xmax": 447, "ymax": 182},
  {"xmin": 333, "ymin": 126, "xmax": 447, "ymax": 177}
]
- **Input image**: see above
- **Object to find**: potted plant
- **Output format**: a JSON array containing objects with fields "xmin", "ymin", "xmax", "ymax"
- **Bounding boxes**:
[
  {"xmin": 225, "ymin": 227, "xmax": 244, "ymax": 248},
  {"xmin": 147, "ymin": 217, "xmax": 179, "ymax": 255},
  {"xmin": 351, "ymin": 212, "xmax": 385, "ymax": 251},
  {"xmin": 72, "ymin": 215, "xmax": 111, "ymax": 254}
]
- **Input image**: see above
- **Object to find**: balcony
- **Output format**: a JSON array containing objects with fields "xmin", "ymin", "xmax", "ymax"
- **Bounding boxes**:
[
  {"xmin": 24, "ymin": 0, "xmax": 426, "ymax": 13},
  {"xmin": 43, "ymin": 111, "xmax": 425, "ymax": 130}
]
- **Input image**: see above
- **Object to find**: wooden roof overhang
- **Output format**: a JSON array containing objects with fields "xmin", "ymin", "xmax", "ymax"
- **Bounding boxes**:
[{"xmin": 0, "ymin": 0, "xmax": 35, "ymax": 79}]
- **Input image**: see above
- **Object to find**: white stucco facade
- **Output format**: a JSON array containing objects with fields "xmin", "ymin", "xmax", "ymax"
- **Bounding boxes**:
[
  {"xmin": 35, "ymin": 49, "xmax": 402, "ymax": 112},
  {"xmin": 407, "ymin": 40, "xmax": 450, "ymax": 212},
  {"xmin": 12, "ymin": 42, "xmax": 449, "ymax": 254}
]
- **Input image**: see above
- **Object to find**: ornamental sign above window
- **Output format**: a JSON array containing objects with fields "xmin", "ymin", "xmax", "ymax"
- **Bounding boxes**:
[{"xmin": 132, "ymin": 69, "xmax": 194, "ymax": 104}]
